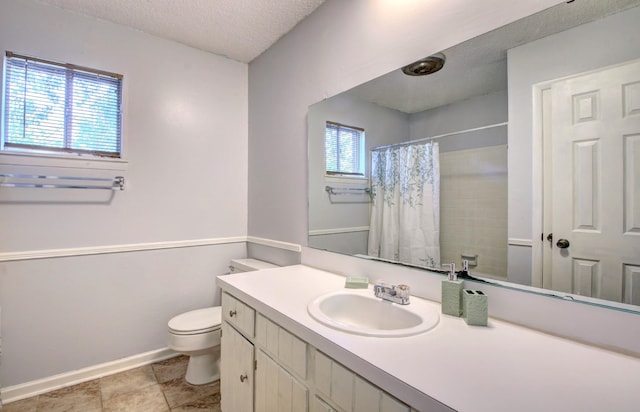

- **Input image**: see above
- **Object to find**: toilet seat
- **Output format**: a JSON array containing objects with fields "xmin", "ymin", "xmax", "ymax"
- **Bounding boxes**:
[{"xmin": 168, "ymin": 307, "xmax": 222, "ymax": 335}]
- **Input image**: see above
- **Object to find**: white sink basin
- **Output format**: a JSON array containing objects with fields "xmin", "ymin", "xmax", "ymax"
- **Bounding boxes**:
[{"xmin": 307, "ymin": 289, "xmax": 439, "ymax": 337}]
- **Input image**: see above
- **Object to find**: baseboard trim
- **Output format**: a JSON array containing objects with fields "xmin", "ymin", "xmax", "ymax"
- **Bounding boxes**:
[{"xmin": 1, "ymin": 348, "xmax": 177, "ymax": 404}]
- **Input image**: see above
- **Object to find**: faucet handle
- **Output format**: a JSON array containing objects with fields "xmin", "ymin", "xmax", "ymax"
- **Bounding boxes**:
[
  {"xmin": 443, "ymin": 263, "xmax": 456, "ymax": 281},
  {"xmin": 373, "ymin": 281, "xmax": 387, "ymax": 296},
  {"xmin": 374, "ymin": 282, "xmax": 410, "ymax": 304},
  {"xmin": 396, "ymin": 284, "xmax": 410, "ymax": 299}
]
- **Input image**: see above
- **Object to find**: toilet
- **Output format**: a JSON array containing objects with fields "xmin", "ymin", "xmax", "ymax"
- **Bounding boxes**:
[{"xmin": 167, "ymin": 258, "xmax": 278, "ymax": 385}]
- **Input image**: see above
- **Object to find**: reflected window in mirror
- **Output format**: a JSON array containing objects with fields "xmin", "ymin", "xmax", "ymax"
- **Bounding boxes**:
[{"xmin": 325, "ymin": 121, "xmax": 365, "ymax": 177}]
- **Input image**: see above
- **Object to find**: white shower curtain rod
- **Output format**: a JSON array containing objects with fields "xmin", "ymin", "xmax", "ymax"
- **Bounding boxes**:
[{"xmin": 371, "ymin": 121, "xmax": 507, "ymax": 152}]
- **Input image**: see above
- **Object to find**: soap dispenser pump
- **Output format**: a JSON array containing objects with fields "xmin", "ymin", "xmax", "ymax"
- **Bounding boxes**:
[{"xmin": 441, "ymin": 262, "xmax": 463, "ymax": 317}]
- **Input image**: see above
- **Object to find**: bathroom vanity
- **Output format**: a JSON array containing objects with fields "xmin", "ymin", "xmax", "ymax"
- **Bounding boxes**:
[{"xmin": 218, "ymin": 265, "xmax": 640, "ymax": 412}]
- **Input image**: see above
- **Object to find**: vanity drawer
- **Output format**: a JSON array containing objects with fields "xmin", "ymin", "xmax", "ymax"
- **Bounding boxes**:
[
  {"xmin": 222, "ymin": 292, "xmax": 255, "ymax": 338},
  {"xmin": 255, "ymin": 313, "xmax": 307, "ymax": 379}
]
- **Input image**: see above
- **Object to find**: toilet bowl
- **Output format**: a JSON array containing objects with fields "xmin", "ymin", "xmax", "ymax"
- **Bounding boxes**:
[
  {"xmin": 167, "ymin": 258, "xmax": 278, "ymax": 385},
  {"xmin": 168, "ymin": 307, "xmax": 222, "ymax": 385}
]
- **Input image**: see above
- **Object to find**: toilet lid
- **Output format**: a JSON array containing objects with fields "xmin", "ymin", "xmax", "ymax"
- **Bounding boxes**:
[{"xmin": 168, "ymin": 307, "xmax": 222, "ymax": 334}]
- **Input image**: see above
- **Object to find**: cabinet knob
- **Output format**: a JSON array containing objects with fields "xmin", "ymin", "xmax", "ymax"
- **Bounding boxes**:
[
  {"xmin": 229, "ymin": 310, "xmax": 237, "ymax": 317},
  {"xmin": 240, "ymin": 374, "xmax": 248, "ymax": 383}
]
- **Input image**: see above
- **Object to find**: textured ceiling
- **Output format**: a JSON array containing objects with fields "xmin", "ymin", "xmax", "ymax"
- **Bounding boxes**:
[
  {"xmin": 36, "ymin": 0, "xmax": 326, "ymax": 63},
  {"xmin": 347, "ymin": 0, "xmax": 640, "ymax": 114}
]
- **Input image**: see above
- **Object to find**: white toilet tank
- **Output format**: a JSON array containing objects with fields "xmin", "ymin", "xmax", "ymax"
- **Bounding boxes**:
[{"xmin": 229, "ymin": 258, "xmax": 278, "ymax": 273}]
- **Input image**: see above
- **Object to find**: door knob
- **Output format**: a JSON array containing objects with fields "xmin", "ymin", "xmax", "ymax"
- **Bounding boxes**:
[{"xmin": 556, "ymin": 239, "xmax": 570, "ymax": 249}]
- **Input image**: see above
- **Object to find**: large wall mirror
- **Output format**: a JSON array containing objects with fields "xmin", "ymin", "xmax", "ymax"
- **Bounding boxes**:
[{"xmin": 308, "ymin": 0, "xmax": 640, "ymax": 310}]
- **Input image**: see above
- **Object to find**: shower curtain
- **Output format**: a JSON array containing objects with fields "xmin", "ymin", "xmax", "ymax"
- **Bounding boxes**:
[{"xmin": 368, "ymin": 142, "xmax": 440, "ymax": 267}]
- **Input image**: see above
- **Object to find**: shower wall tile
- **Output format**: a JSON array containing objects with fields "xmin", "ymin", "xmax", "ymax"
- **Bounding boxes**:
[{"xmin": 440, "ymin": 145, "xmax": 508, "ymax": 277}]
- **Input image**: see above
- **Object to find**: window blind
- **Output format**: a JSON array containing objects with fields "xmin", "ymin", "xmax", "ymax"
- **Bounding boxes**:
[
  {"xmin": 325, "ymin": 121, "xmax": 365, "ymax": 176},
  {"xmin": 3, "ymin": 52, "xmax": 123, "ymax": 158}
]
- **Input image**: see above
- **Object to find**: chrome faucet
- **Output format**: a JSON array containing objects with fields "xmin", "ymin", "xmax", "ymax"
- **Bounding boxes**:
[
  {"xmin": 373, "ymin": 282, "xmax": 410, "ymax": 305},
  {"xmin": 443, "ymin": 262, "xmax": 456, "ymax": 281}
]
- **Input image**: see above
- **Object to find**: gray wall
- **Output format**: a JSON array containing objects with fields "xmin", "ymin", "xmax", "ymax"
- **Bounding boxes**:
[
  {"xmin": 308, "ymin": 93, "xmax": 408, "ymax": 254},
  {"xmin": 0, "ymin": 0, "xmax": 248, "ymax": 387},
  {"xmin": 409, "ymin": 89, "xmax": 507, "ymax": 144},
  {"xmin": 248, "ymin": 0, "xmax": 560, "ymax": 244}
]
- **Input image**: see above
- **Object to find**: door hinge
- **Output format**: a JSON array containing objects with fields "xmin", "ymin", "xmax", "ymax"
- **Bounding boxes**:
[{"xmin": 254, "ymin": 359, "xmax": 257, "ymax": 370}]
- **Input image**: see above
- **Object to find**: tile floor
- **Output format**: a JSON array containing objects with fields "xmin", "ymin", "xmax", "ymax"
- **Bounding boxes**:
[{"xmin": 2, "ymin": 356, "xmax": 221, "ymax": 412}]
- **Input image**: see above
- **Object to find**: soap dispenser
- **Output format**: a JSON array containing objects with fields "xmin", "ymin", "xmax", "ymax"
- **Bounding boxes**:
[{"xmin": 441, "ymin": 263, "xmax": 463, "ymax": 317}]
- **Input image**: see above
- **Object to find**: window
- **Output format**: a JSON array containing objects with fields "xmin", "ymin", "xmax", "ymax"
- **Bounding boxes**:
[
  {"xmin": 2, "ymin": 52, "xmax": 123, "ymax": 158},
  {"xmin": 325, "ymin": 121, "xmax": 365, "ymax": 176}
]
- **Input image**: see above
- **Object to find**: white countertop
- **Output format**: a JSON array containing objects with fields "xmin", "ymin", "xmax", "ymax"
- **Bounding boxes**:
[{"xmin": 217, "ymin": 264, "xmax": 640, "ymax": 412}]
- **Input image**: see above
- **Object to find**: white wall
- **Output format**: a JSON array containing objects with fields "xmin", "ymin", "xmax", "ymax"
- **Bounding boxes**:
[
  {"xmin": 0, "ymin": 0, "xmax": 248, "ymax": 387},
  {"xmin": 0, "ymin": 245, "xmax": 244, "ymax": 387}
]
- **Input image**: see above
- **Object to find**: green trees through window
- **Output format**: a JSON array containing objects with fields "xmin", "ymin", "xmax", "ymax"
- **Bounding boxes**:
[
  {"xmin": 3, "ymin": 52, "xmax": 122, "ymax": 158},
  {"xmin": 325, "ymin": 121, "xmax": 365, "ymax": 176}
]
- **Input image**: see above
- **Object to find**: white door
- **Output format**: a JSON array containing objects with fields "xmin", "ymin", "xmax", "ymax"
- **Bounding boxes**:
[
  {"xmin": 221, "ymin": 322, "xmax": 255, "ymax": 412},
  {"xmin": 548, "ymin": 59, "xmax": 640, "ymax": 304}
]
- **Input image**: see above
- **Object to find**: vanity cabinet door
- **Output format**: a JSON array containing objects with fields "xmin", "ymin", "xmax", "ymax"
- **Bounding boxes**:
[
  {"xmin": 256, "ymin": 313, "xmax": 307, "ymax": 379},
  {"xmin": 312, "ymin": 396, "xmax": 337, "ymax": 412},
  {"xmin": 314, "ymin": 350, "xmax": 354, "ymax": 410},
  {"xmin": 314, "ymin": 348, "xmax": 412, "ymax": 412},
  {"xmin": 255, "ymin": 349, "xmax": 308, "ymax": 412},
  {"xmin": 221, "ymin": 321, "xmax": 254, "ymax": 412},
  {"xmin": 354, "ymin": 376, "xmax": 380, "ymax": 411},
  {"xmin": 222, "ymin": 292, "xmax": 255, "ymax": 338}
]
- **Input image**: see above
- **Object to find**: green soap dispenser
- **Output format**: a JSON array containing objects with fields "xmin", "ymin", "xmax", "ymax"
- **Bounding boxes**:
[{"xmin": 441, "ymin": 262, "xmax": 463, "ymax": 316}]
